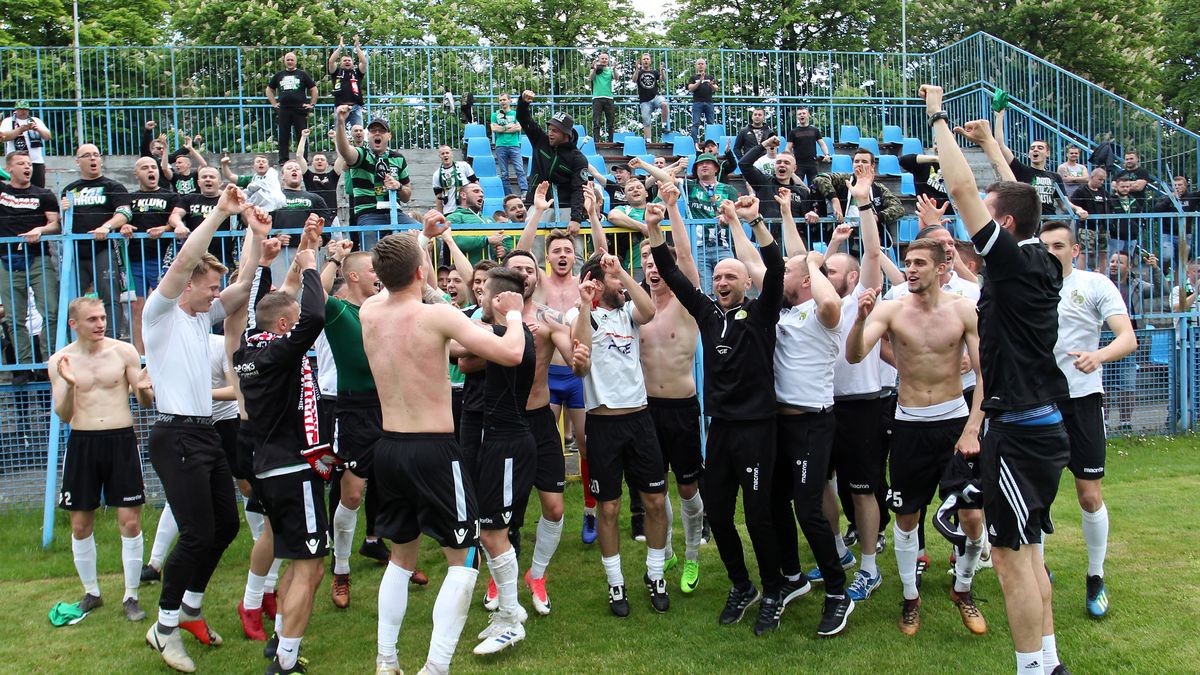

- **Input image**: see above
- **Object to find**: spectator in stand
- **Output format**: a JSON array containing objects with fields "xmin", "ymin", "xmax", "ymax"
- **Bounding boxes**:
[
  {"xmin": 732, "ymin": 107, "xmax": 777, "ymax": 161},
  {"xmin": 814, "ymin": 148, "xmax": 904, "ymax": 243},
  {"xmin": 272, "ymin": 159, "xmax": 331, "ymax": 277},
  {"xmin": 784, "ymin": 107, "xmax": 831, "ymax": 185},
  {"xmin": 125, "ymin": 156, "xmax": 184, "ymax": 354},
  {"xmin": 593, "ymin": 163, "xmax": 633, "ymax": 208},
  {"xmin": 328, "ymin": 35, "xmax": 367, "ymax": 132},
  {"xmin": 588, "ymin": 53, "xmax": 616, "ymax": 142},
  {"xmin": 139, "ymin": 121, "xmax": 196, "ymax": 187},
  {"xmin": 221, "ymin": 153, "xmax": 277, "ymax": 191},
  {"xmin": 687, "ymin": 59, "xmax": 719, "ymax": 146},
  {"xmin": 698, "ymin": 138, "xmax": 738, "ymax": 182},
  {"xmin": 0, "ymin": 101, "xmax": 51, "ymax": 188},
  {"xmin": 738, "ymin": 135, "xmax": 822, "ymax": 225},
  {"xmin": 267, "ymin": 52, "xmax": 319, "ymax": 163},
  {"xmin": 899, "ymin": 142, "xmax": 952, "ymax": 213},
  {"xmin": 1154, "ymin": 175, "xmax": 1200, "ymax": 213},
  {"xmin": 517, "ymin": 91, "xmax": 588, "ymax": 233},
  {"xmin": 159, "ymin": 135, "xmax": 207, "ymax": 195},
  {"xmin": 1171, "ymin": 258, "xmax": 1199, "ymax": 313},
  {"xmin": 446, "ymin": 182, "xmax": 518, "ymax": 263},
  {"xmin": 1106, "ymin": 249, "xmax": 1163, "ymax": 431},
  {"xmin": 171, "ymin": 167, "xmax": 235, "ymax": 264},
  {"xmin": 295, "ymin": 129, "xmax": 340, "ymax": 222},
  {"xmin": 1109, "ymin": 177, "xmax": 1145, "ymax": 257},
  {"xmin": 61, "ymin": 143, "xmax": 132, "ymax": 339},
  {"xmin": 675, "ymin": 152, "xmax": 740, "ymax": 280},
  {"xmin": 1057, "ymin": 145, "xmax": 1089, "ymax": 187},
  {"xmin": 635, "ymin": 54, "xmax": 669, "ymax": 140},
  {"xmin": 1070, "ymin": 167, "xmax": 1113, "ymax": 269},
  {"xmin": 995, "ymin": 108, "xmax": 1088, "ymax": 218},
  {"xmin": 432, "ymin": 145, "xmax": 477, "ymax": 215},
  {"xmin": 1114, "ymin": 150, "xmax": 1153, "ymax": 200},
  {"xmin": 0, "ymin": 151, "xmax": 59, "ymax": 369},
  {"xmin": 491, "ymin": 93, "xmax": 527, "ymax": 196},
  {"xmin": 333, "ymin": 108, "xmax": 415, "ymax": 228}
]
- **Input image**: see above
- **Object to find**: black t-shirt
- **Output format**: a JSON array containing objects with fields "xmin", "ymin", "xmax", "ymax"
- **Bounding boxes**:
[
  {"xmin": 635, "ymin": 68, "xmax": 661, "ymax": 103},
  {"xmin": 898, "ymin": 154, "xmax": 951, "ymax": 210},
  {"xmin": 128, "ymin": 187, "xmax": 179, "ymax": 262},
  {"xmin": 169, "ymin": 172, "xmax": 198, "ymax": 195},
  {"xmin": 459, "ymin": 305, "xmax": 487, "ymax": 414},
  {"xmin": 179, "ymin": 192, "xmax": 234, "ymax": 261},
  {"xmin": 688, "ymin": 74, "xmax": 716, "ymax": 102},
  {"xmin": 1113, "ymin": 166, "xmax": 1153, "ymax": 199},
  {"xmin": 482, "ymin": 323, "xmax": 536, "ymax": 432},
  {"xmin": 1009, "ymin": 159, "xmax": 1066, "ymax": 211},
  {"xmin": 969, "ymin": 221, "xmax": 1069, "ymax": 412},
  {"xmin": 61, "ymin": 176, "xmax": 131, "ymax": 234},
  {"xmin": 268, "ymin": 69, "xmax": 317, "ymax": 108},
  {"xmin": 786, "ymin": 126, "xmax": 823, "ymax": 163},
  {"xmin": 604, "ymin": 181, "xmax": 629, "ymax": 208},
  {"xmin": 330, "ymin": 67, "xmax": 365, "ymax": 106},
  {"xmin": 304, "ymin": 169, "xmax": 338, "ymax": 211},
  {"xmin": 274, "ymin": 189, "xmax": 330, "ymax": 231},
  {"xmin": 1069, "ymin": 185, "xmax": 1112, "ymax": 216},
  {"xmin": 0, "ymin": 183, "xmax": 56, "ymax": 250}
]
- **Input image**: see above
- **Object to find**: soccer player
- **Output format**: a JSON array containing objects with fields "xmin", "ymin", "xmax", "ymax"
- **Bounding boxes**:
[
  {"xmin": 846, "ymin": 237, "xmax": 988, "ymax": 636},
  {"xmin": 48, "ymin": 297, "xmax": 154, "ymax": 622},
  {"xmin": 360, "ymin": 232, "xmax": 526, "ymax": 675},
  {"xmin": 1040, "ymin": 221, "xmax": 1137, "ymax": 618},
  {"xmin": 923, "ymin": 84, "xmax": 1072, "ymax": 674},
  {"xmin": 649, "ymin": 195, "xmax": 788, "ymax": 634}
]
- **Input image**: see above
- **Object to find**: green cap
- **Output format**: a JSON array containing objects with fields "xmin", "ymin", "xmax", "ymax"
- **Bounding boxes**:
[
  {"xmin": 13, "ymin": 99, "xmax": 32, "ymax": 110},
  {"xmin": 990, "ymin": 90, "xmax": 1010, "ymax": 113},
  {"xmin": 49, "ymin": 601, "xmax": 87, "ymax": 627},
  {"xmin": 693, "ymin": 152, "xmax": 720, "ymax": 172}
]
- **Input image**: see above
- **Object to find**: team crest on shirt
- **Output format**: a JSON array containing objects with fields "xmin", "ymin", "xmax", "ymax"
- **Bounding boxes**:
[
  {"xmin": 734, "ymin": 309, "xmax": 748, "ymax": 320},
  {"xmin": 798, "ymin": 310, "xmax": 808, "ymax": 322},
  {"xmin": 1071, "ymin": 290, "xmax": 1085, "ymax": 305}
]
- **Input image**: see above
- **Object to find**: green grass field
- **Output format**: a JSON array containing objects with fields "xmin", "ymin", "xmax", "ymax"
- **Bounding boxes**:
[{"xmin": 1, "ymin": 435, "xmax": 1197, "ymax": 674}]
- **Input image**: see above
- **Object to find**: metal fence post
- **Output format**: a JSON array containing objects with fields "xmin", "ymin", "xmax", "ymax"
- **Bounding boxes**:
[{"xmin": 43, "ymin": 216, "xmax": 77, "ymax": 549}]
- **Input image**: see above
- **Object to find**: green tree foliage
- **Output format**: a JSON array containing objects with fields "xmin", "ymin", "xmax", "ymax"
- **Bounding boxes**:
[
  {"xmin": 1161, "ymin": 0, "xmax": 1200, "ymax": 131},
  {"xmin": 663, "ymin": 0, "xmax": 902, "ymax": 52},
  {"xmin": 0, "ymin": 0, "xmax": 168, "ymax": 46}
]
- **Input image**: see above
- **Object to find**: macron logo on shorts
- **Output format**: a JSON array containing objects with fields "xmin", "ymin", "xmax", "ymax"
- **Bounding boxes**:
[
  {"xmin": 123, "ymin": 495, "xmax": 143, "ymax": 502},
  {"xmin": 1083, "ymin": 467, "xmax": 1103, "ymax": 474},
  {"xmin": 454, "ymin": 528, "xmax": 468, "ymax": 544},
  {"xmin": 306, "ymin": 538, "xmax": 319, "ymax": 554},
  {"xmin": 502, "ymin": 511, "xmax": 512, "ymax": 524}
]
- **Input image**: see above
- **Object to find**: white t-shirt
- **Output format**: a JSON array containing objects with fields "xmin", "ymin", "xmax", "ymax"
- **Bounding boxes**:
[
  {"xmin": 834, "ymin": 283, "xmax": 882, "ymax": 397},
  {"xmin": 879, "ymin": 271, "xmax": 981, "ymax": 390},
  {"xmin": 1053, "ymin": 269, "xmax": 1128, "ymax": 398},
  {"xmin": 143, "ymin": 291, "xmax": 226, "ymax": 416},
  {"xmin": 209, "ymin": 334, "xmax": 239, "ymax": 421},
  {"xmin": 433, "ymin": 161, "xmax": 477, "ymax": 215},
  {"xmin": 314, "ymin": 331, "xmax": 338, "ymax": 397},
  {"xmin": 753, "ymin": 155, "xmax": 775, "ymax": 176},
  {"xmin": 775, "ymin": 299, "xmax": 841, "ymax": 409},
  {"xmin": 0, "ymin": 115, "xmax": 47, "ymax": 163},
  {"xmin": 582, "ymin": 303, "xmax": 647, "ymax": 411}
]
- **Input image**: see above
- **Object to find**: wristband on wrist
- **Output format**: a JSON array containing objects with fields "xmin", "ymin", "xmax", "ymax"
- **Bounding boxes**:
[
  {"xmin": 417, "ymin": 233, "xmax": 431, "ymax": 249},
  {"xmin": 856, "ymin": 201, "xmax": 876, "ymax": 212},
  {"xmin": 748, "ymin": 216, "xmax": 765, "ymax": 229},
  {"xmin": 928, "ymin": 111, "xmax": 951, "ymax": 127},
  {"xmin": 505, "ymin": 310, "xmax": 523, "ymax": 324}
]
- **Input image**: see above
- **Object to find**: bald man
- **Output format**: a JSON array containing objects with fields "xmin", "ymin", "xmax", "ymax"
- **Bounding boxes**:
[{"xmin": 267, "ymin": 52, "xmax": 318, "ymax": 163}]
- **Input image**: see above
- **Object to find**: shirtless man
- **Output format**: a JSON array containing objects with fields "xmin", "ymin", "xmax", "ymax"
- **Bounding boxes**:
[
  {"xmin": 49, "ymin": 297, "xmax": 154, "ymax": 622},
  {"xmin": 845, "ymin": 237, "xmax": 987, "ymax": 637},
  {"xmin": 360, "ymin": 232, "xmax": 526, "ymax": 675},
  {"xmin": 629, "ymin": 181, "xmax": 706, "ymax": 594}
]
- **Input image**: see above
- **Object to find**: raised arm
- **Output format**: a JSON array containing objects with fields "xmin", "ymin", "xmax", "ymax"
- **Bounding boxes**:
[
  {"xmin": 219, "ymin": 204, "xmax": 273, "ymax": 311},
  {"xmin": 516, "ymin": 92, "xmax": 548, "ymax": 148},
  {"xmin": 725, "ymin": 199, "xmax": 767, "ymax": 288},
  {"xmin": 294, "ymin": 129, "xmax": 310, "ymax": 174},
  {"xmin": 920, "ymin": 85, "xmax": 993, "ymax": 238},
  {"xmin": 993, "ymin": 108, "xmax": 1015, "ymax": 164},
  {"xmin": 220, "ymin": 155, "xmax": 238, "ymax": 184},
  {"xmin": 156, "ymin": 185, "xmax": 245, "ymax": 300},
  {"xmin": 628, "ymin": 156, "xmax": 674, "ymax": 186},
  {"xmin": 658, "ymin": 180, "xmax": 700, "ymax": 287},
  {"xmin": 571, "ymin": 278, "xmax": 599, "ymax": 376},
  {"xmin": 849, "ymin": 167, "xmax": 883, "ymax": 290},
  {"xmin": 333, "ymin": 105, "xmax": 361, "ymax": 168},
  {"xmin": 776, "ymin": 187, "xmax": 807, "ymax": 259},
  {"xmin": 441, "ymin": 228, "xmax": 474, "ymax": 287},
  {"xmin": 355, "ymin": 36, "xmax": 367, "ymax": 72},
  {"xmin": 159, "ymin": 137, "xmax": 175, "ymax": 180},
  {"xmin": 807, "ymin": 250, "xmax": 843, "ymax": 328},
  {"xmin": 736, "ymin": 196, "xmax": 784, "ymax": 315},
  {"xmin": 517, "ymin": 181, "xmax": 551, "ymax": 252},
  {"xmin": 845, "ymin": 289, "xmax": 893, "ymax": 363}
]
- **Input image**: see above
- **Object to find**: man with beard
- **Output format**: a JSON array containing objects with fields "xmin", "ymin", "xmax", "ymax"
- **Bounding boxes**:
[
  {"xmin": 784, "ymin": 107, "xmax": 832, "ymax": 185},
  {"xmin": 733, "ymin": 108, "xmax": 777, "ymax": 162},
  {"xmin": 739, "ymin": 135, "xmax": 823, "ymax": 225},
  {"xmin": 517, "ymin": 91, "xmax": 588, "ymax": 234},
  {"xmin": 124, "ymin": 156, "xmax": 186, "ymax": 354},
  {"xmin": 172, "ymin": 167, "xmax": 236, "ymax": 265},
  {"xmin": 994, "ymin": 109, "xmax": 1088, "ymax": 219},
  {"xmin": 815, "ymin": 149, "xmax": 904, "ymax": 244},
  {"xmin": 446, "ymin": 182, "xmax": 517, "ymax": 263},
  {"xmin": 334, "ymin": 106, "xmax": 415, "ymax": 228}
]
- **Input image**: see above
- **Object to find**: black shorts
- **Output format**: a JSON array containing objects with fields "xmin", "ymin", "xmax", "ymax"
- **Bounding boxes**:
[
  {"xmin": 215, "ymin": 418, "xmax": 241, "ymax": 477},
  {"xmin": 335, "ymin": 392, "xmax": 382, "ymax": 479},
  {"xmin": 59, "ymin": 427, "xmax": 145, "ymax": 511},
  {"xmin": 318, "ymin": 395, "xmax": 337, "ymax": 447},
  {"xmin": 584, "ymin": 410, "xmax": 667, "ymax": 502},
  {"xmin": 1058, "ymin": 393, "xmax": 1106, "ymax": 480},
  {"xmin": 475, "ymin": 430, "xmax": 536, "ymax": 530},
  {"xmin": 525, "ymin": 406, "xmax": 566, "ymax": 493},
  {"xmin": 257, "ymin": 468, "xmax": 330, "ymax": 560},
  {"xmin": 374, "ymin": 432, "xmax": 479, "ymax": 549},
  {"xmin": 459, "ymin": 410, "xmax": 484, "ymax": 478},
  {"xmin": 888, "ymin": 416, "xmax": 967, "ymax": 515},
  {"xmin": 980, "ymin": 419, "xmax": 1070, "ymax": 550},
  {"xmin": 647, "ymin": 396, "xmax": 704, "ymax": 485},
  {"xmin": 831, "ymin": 397, "xmax": 885, "ymax": 493},
  {"xmin": 938, "ymin": 452, "xmax": 982, "ymax": 510},
  {"xmin": 234, "ymin": 422, "xmax": 258, "ymax": 481}
]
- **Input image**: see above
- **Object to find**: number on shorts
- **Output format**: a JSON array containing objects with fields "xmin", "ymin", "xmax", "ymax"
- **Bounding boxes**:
[
  {"xmin": 61, "ymin": 491, "xmax": 72, "ymax": 506},
  {"xmin": 887, "ymin": 489, "xmax": 903, "ymax": 509}
]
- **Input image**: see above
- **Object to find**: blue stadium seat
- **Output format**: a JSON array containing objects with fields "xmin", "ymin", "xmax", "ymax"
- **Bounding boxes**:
[
  {"xmin": 953, "ymin": 218, "xmax": 969, "ymax": 240},
  {"xmin": 623, "ymin": 136, "xmax": 648, "ymax": 156},
  {"xmin": 579, "ymin": 137, "xmax": 597, "ymax": 155},
  {"xmin": 463, "ymin": 124, "xmax": 487, "ymax": 140},
  {"xmin": 878, "ymin": 154, "xmax": 902, "ymax": 176},
  {"xmin": 901, "ymin": 137, "xmax": 924, "ymax": 156},
  {"xmin": 811, "ymin": 242, "xmax": 828, "ymax": 254},
  {"xmin": 466, "ymin": 137, "xmax": 492, "ymax": 158},
  {"xmin": 632, "ymin": 155, "xmax": 656, "ymax": 176},
  {"xmin": 602, "ymin": 188, "xmax": 612, "ymax": 213},
  {"xmin": 838, "ymin": 125, "xmax": 860, "ymax": 145},
  {"xmin": 831, "ymin": 154, "xmax": 853, "ymax": 173},
  {"xmin": 520, "ymin": 135, "xmax": 533, "ymax": 160},
  {"xmin": 858, "ymin": 137, "xmax": 881, "ymax": 156},
  {"xmin": 479, "ymin": 176, "xmax": 505, "ymax": 200},
  {"xmin": 586, "ymin": 154, "xmax": 606, "ymax": 173},
  {"xmin": 704, "ymin": 124, "xmax": 727, "ymax": 144},
  {"xmin": 1150, "ymin": 329, "xmax": 1171, "ymax": 365},
  {"xmin": 898, "ymin": 216, "xmax": 921, "ymax": 242},
  {"xmin": 471, "ymin": 155, "xmax": 497, "ymax": 178},
  {"xmin": 482, "ymin": 198, "xmax": 505, "ymax": 217},
  {"xmin": 672, "ymin": 136, "xmax": 698, "ymax": 157},
  {"xmin": 573, "ymin": 124, "xmax": 587, "ymax": 143},
  {"xmin": 719, "ymin": 135, "xmax": 736, "ymax": 153},
  {"xmin": 900, "ymin": 172, "xmax": 916, "ymax": 196},
  {"xmin": 613, "ymin": 131, "xmax": 632, "ymax": 144},
  {"xmin": 882, "ymin": 125, "xmax": 904, "ymax": 145},
  {"xmin": 663, "ymin": 131, "xmax": 679, "ymax": 144}
]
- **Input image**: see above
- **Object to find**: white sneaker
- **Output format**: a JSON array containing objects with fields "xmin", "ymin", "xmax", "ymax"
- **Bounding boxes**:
[
  {"xmin": 375, "ymin": 662, "xmax": 403, "ymax": 675},
  {"xmin": 978, "ymin": 540, "xmax": 994, "ymax": 569},
  {"xmin": 473, "ymin": 613, "xmax": 525, "ymax": 655},
  {"xmin": 145, "ymin": 624, "xmax": 196, "ymax": 673}
]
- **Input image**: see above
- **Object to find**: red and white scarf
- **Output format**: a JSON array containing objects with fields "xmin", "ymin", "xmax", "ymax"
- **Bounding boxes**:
[{"xmin": 246, "ymin": 331, "xmax": 321, "ymax": 450}]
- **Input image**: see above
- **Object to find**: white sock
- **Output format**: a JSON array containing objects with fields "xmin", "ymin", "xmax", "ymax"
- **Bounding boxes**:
[
  {"xmin": 182, "ymin": 590, "xmax": 204, "ymax": 612},
  {"xmin": 646, "ymin": 546, "xmax": 666, "ymax": 581},
  {"xmin": 955, "ymin": 534, "xmax": 985, "ymax": 593},
  {"xmin": 265, "ymin": 558, "xmax": 283, "ymax": 592},
  {"xmin": 530, "ymin": 516, "xmax": 563, "ymax": 580},
  {"xmin": 1017, "ymin": 650, "xmax": 1043, "ymax": 673},
  {"xmin": 148, "ymin": 505, "xmax": 177, "ymax": 569},
  {"xmin": 662, "ymin": 497, "xmax": 674, "ymax": 559},
  {"xmin": 122, "ymin": 534, "xmax": 143, "ymax": 601},
  {"xmin": 488, "ymin": 547, "xmax": 519, "ymax": 616},
  {"xmin": 834, "ymin": 532, "xmax": 849, "ymax": 559},
  {"xmin": 861, "ymin": 552, "xmax": 878, "ymax": 577},
  {"xmin": 244, "ymin": 506, "xmax": 265, "ymax": 542},
  {"xmin": 680, "ymin": 492, "xmax": 704, "ymax": 562},
  {"xmin": 244, "ymin": 571, "xmax": 267, "ymax": 610},
  {"xmin": 1081, "ymin": 504, "xmax": 1108, "ymax": 578},
  {"xmin": 894, "ymin": 524, "xmax": 919, "ymax": 600},
  {"xmin": 1042, "ymin": 634, "xmax": 1060, "ymax": 672},
  {"xmin": 274, "ymin": 608, "xmax": 284, "ymax": 635},
  {"xmin": 426, "ymin": 566, "xmax": 478, "ymax": 669},
  {"xmin": 277, "ymin": 635, "xmax": 302, "ymax": 669},
  {"xmin": 158, "ymin": 607, "xmax": 180, "ymax": 629},
  {"xmin": 333, "ymin": 503, "xmax": 359, "ymax": 575},
  {"xmin": 377, "ymin": 563, "xmax": 412, "ymax": 665},
  {"xmin": 602, "ymin": 554, "xmax": 624, "ymax": 587},
  {"xmin": 72, "ymin": 534, "xmax": 99, "ymax": 596}
]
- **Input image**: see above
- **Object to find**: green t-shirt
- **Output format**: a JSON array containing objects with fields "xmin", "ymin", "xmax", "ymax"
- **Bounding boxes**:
[
  {"xmin": 682, "ymin": 179, "xmax": 741, "ymax": 248},
  {"xmin": 611, "ymin": 204, "xmax": 646, "ymax": 272},
  {"xmin": 447, "ymin": 208, "xmax": 520, "ymax": 264},
  {"xmin": 324, "ymin": 296, "xmax": 375, "ymax": 392},
  {"xmin": 348, "ymin": 148, "xmax": 411, "ymax": 216},
  {"xmin": 492, "ymin": 109, "xmax": 520, "ymax": 147},
  {"xmin": 591, "ymin": 67, "xmax": 614, "ymax": 99}
]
